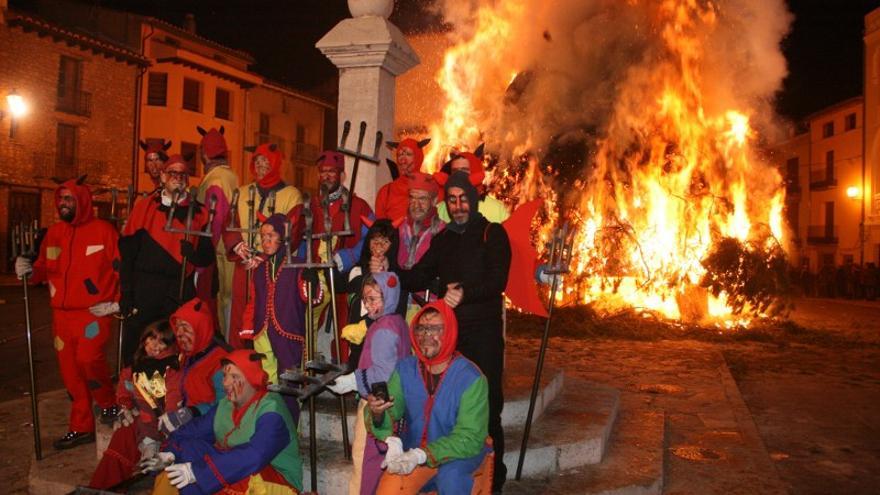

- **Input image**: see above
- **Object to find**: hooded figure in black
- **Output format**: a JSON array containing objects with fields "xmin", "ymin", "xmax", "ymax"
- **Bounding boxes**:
[{"xmin": 390, "ymin": 170, "xmax": 512, "ymax": 491}]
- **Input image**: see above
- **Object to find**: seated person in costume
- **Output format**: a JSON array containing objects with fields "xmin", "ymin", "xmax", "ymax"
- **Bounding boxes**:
[
  {"xmin": 142, "ymin": 350, "xmax": 303, "ymax": 495},
  {"xmin": 366, "ymin": 301, "xmax": 490, "ymax": 495},
  {"xmin": 239, "ymin": 214, "xmax": 307, "ymax": 422},
  {"xmin": 90, "ymin": 321, "xmax": 182, "ymax": 489},
  {"xmin": 328, "ymin": 272, "xmax": 411, "ymax": 495}
]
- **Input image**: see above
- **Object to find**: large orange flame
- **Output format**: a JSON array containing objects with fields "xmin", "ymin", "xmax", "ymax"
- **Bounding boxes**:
[{"xmin": 422, "ymin": 0, "xmax": 788, "ymax": 326}]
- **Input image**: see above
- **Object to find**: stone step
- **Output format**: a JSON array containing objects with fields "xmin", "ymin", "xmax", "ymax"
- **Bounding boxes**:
[
  {"xmin": 504, "ymin": 409, "xmax": 666, "ymax": 495},
  {"xmin": 300, "ymin": 377, "xmax": 620, "ymax": 495},
  {"xmin": 300, "ymin": 359, "xmax": 565, "ymax": 443}
]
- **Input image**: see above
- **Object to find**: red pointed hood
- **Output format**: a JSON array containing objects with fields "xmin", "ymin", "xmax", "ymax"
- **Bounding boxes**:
[
  {"xmin": 170, "ymin": 298, "xmax": 216, "ymax": 356},
  {"xmin": 250, "ymin": 143, "xmax": 283, "ymax": 188},
  {"xmin": 410, "ymin": 300, "xmax": 458, "ymax": 367},
  {"xmin": 221, "ymin": 350, "xmax": 269, "ymax": 390},
  {"xmin": 397, "ymin": 138, "xmax": 425, "ymax": 173},
  {"xmin": 56, "ymin": 178, "xmax": 94, "ymax": 226}
]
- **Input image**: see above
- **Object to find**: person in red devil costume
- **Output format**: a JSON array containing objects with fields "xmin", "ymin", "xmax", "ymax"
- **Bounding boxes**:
[
  {"xmin": 118, "ymin": 155, "xmax": 215, "ymax": 368},
  {"xmin": 376, "ymin": 138, "xmax": 431, "ymax": 222},
  {"xmin": 15, "ymin": 177, "xmax": 121, "ymax": 449},
  {"xmin": 286, "ymin": 150, "xmax": 374, "ymax": 362},
  {"xmin": 139, "ymin": 139, "xmax": 173, "ymax": 192}
]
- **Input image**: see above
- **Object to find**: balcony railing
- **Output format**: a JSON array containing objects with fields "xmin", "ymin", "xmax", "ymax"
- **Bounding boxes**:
[
  {"xmin": 30, "ymin": 152, "xmax": 109, "ymax": 180},
  {"xmin": 56, "ymin": 90, "xmax": 92, "ymax": 117},
  {"xmin": 809, "ymin": 169, "xmax": 836, "ymax": 190},
  {"xmin": 806, "ymin": 225, "xmax": 839, "ymax": 244}
]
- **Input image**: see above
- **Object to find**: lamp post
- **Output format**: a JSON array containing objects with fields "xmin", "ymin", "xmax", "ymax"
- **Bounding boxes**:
[{"xmin": 6, "ymin": 89, "xmax": 27, "ymax": 138}]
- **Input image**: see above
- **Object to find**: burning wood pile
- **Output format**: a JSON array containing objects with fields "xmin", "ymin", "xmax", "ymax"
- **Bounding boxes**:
[{"xmin": 412, "ymin": 0, "xmax": 795, "ymax": 327}]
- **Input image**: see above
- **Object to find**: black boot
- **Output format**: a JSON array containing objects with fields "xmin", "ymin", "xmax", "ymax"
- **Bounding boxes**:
[
  {"xmin": 99, "ymin": 404, "xmax": 121, "ymax": 425},
  {"xmin": 53, "ymin": 431, "xmax": 95, "ymax": 450}
]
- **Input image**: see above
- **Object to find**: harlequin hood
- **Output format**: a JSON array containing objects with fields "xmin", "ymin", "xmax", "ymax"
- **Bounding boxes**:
[
  {"xmin": 221, "ymin": 350, "xmax": 268, "ymax": 390},
  {"xmin": 370, "ymin": 271, "xmax": 401, "ymax": 317},
  {"xmin": 56, "ymin": 178, "xmax": 94, "ymax": 226},
  {"xmin": 250, "ymin": 142, "xmax": 283, "ymax": 188},
  {"xmin": 170, "ymin": 298, "xmax": 216, "ymax": 356},
  {"xmin": 410, "ymin": 300, "xmax": 458, "ymax": 366},
  {"xmin": 197, "ymin": 126, "xmax": 228, "ymax": 160}
]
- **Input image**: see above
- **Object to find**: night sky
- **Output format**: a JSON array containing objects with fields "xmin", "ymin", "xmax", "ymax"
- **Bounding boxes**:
[{"xmin": 24, "ymin": 0, "xmax": 880, "ymax": 121}]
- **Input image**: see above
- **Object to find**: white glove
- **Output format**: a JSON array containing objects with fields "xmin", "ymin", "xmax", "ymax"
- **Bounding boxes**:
[
  {"xmin": 14, "ymin": 257, "xmax": 32, "ymax": 279},
  {"xmin": 387, "ymin": 448, "xmax": 427, "ymax": 475},
  {"xmin": 166, "ymin": 462, "xmax": 196, "ymax": 489},
  {"xmin": 327, "ymin": 373, "xmax": 357, "ymax": 395},
  {"xmin": 138, "ymin": 451, "xmax": 174, "ymax": 473},
  {"xmin": 113, "ymin": 407, "xmax": 137, "ymax": 430},
  {"xmin": 89, "ymin": 301, "xmax": 120, "ymax": 317},
  {"xmin": 138, "ymin": 437, "xmax": 160, "ymax": 461},
  {"xmin": 233, "ymin": 241, "xmax": 254, "ymax": 260},
  {"xmin": 333, "ymin": 252, "xmax": 345, "ymax": 271},
  {"xmin": 380, "ymin": 436, "xmax": 405, "ymax": 469}
]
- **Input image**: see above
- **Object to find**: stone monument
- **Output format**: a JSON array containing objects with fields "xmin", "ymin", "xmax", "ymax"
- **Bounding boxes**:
[{"xmin": 316, "ymin": 0, "xmax": 420, "ymax": 207}]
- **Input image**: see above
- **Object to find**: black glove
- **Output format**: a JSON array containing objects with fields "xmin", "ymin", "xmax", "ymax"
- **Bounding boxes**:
[
  {"xmin": 119, "ymin": 292, "xmax": 135, "ymax": 318},
  {"xmin": 179, "ymin": 240, "xmax": 197, "ymax": 259},
  {"xmin": 302, "ymin": 267, "xmax": 319, "ymax": 289}
]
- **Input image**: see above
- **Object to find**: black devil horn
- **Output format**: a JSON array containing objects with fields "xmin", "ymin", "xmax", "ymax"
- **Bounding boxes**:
[
  {"xmin": 138, "ymin": 140, "xmax": 149, "ymax": 151},
  {"xmin": 219, "ymin": 125, "xmax": 225, "ymax": 135},
  {"xmin": 474, "ymin": 143, "xmax": 485, "ymax": 159},
  {"xmin": 196, "ymin": 126, "xmax": 207, "ymax": 136},
  {"xmin": 76, "ymin": 174, "xmax": 88, "ymax": 185},
  {"xmin": 385, "ymin": 141, "xmax": 399, "ymax": 150},
  {"xmin": 163, "ymin": 140, "xmax": 173, "ymax": 151},
  {"xmin": 417, "ymin": 138, "xmax": 431, "ymax": 148}
]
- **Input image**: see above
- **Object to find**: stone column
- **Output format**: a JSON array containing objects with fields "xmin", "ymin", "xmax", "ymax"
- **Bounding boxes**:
[{"xmin": 316, "ymin": 0, "xmax": 419, "ymax": 207}]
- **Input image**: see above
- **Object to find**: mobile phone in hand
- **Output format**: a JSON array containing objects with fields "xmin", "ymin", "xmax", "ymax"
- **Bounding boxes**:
[{"xmin": 371, "ymin": 381, "xmax": 389, "ymax": 402}]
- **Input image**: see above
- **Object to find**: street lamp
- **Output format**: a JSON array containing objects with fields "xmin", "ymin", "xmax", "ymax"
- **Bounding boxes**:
[
  {"xmin": 846, "ymin": 185, "xmax": 861, "ymax": 199},
  {"xmin": 6, "ymin": 89, "xmax": 27, "ymax": 138}
]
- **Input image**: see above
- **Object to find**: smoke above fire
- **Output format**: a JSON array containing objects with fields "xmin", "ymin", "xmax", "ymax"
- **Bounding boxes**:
[{"xmin": 423, "ymin": 0, "xmax": 794, "ymax": 324}]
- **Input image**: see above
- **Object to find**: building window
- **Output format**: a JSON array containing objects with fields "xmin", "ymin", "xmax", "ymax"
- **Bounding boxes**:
[
  {"xmin": 180, "ymin": 141, "xmax": 199, "ymax": 176},
  {"xmin": 825, "ymin": 150, "xmax": 834, "ymax": 180},
  {"xmin": 295, "ymin": 166, "xmax": 305, "ymax": 188},
  {"xmin": 57, "ymin": 56, "xmax": 89, "ymax": 116},
  {"xmin": 182, "ymin": 78, "xmax": 201, "ymax": 112},
  {"xmin": 215, "ymin": 88, "xmax": 231, "ymax": 120},
  {"xmin": 822, "ymin": 121, "xmax": 834, "ymax": 138},
  {"xmin": 147, "ymin": 73, "xmax": 168, "ymax": 106},
  {"xmin": 845, "ymin": 113, "xmax": 857, "ymax": 131},
  {"xmin": 786, "ymin": 157, "xmax": 799, "ymax": 190},
  {"xmin": 56, "ymin": 123, "xmax": 77, "ymax": 177}
]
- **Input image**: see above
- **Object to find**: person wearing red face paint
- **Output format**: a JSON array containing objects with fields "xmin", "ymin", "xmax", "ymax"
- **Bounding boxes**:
[
  {"xmin": 139, "ymin": 139, "xmax": 173, "ymax": 191},
  {"xmin": 287, "ymin": 150, "xmax": 374, "ymax": 361},
  {"xmin": 224, "ymin": 144, "xmax": 303, "ymax": 348},
  {"xmin": 195, "ymin": 126, "xmax": 240, "ymax": 337},
  {"xmin": 366, "ymin": 301, "xmax": 490, "ymax": 494},
  {"xmin": 15, "ymin": 178, "xmax": 121, "ymax": 449},
  {"xmin": 375, "ymin": 138, "xmax": 431, "ymax": 221},
  {"xmin": 435, "ymin": 147, "xmax": 509, "ymax": 224},
  {"xmin": 119, "ymin": 156, "xmax": 215, "ymax": 368},
  {"xmin": 143, "ymin": 350, "xmax": 302, "ymax": 494}
]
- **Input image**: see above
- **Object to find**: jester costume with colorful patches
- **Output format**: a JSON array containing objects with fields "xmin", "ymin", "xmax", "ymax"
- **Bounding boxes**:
[
  {"xmin": 368, "ymin": 302, "xmax": 490, "ymax": 494},
  {"xmin": 196, "ymin": 126, "xmax": 239, "ymax": 337},
  {"xmin": 240, "ymin": 214, "xmax": 306, "ymax": 421},
  {"xmin": 160, "ymin": 350, "xmax": 302, "ymax": 494},
  {"xmin": 224, "ymin": 144, "xmax": 303, "ymax": 349},
  {"xmin": 31, "ymin": 179, "xmax": 119, "ymax": 433}
]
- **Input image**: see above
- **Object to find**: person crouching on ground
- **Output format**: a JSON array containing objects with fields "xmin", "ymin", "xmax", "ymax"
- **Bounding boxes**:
[
  {"xmin": 367, "ymin": 301, "xmax": 490, "ymax": 494},
  {"xmin": 90, "ymin": 321, "xmax": 181, "ymax": 489},
  {"xmin": 329, "ymin": 271, "xmax": 411, "ymax": 495},
  {"xmin": 141, "ymin": 349, "xmax": 302, "ymax": 494}
]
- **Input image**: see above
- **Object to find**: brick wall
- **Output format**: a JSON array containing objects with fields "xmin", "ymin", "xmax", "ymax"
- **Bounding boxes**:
[{"xmin": 0, "ymin": 19, "xmax": 140, "ymax": 270}]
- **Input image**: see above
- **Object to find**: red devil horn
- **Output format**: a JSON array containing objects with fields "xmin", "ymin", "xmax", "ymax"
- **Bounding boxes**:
[
  {"xmin": 361, "ymin": 215, "xmax": 374, "ymax": 228},
  {"xmin": 196, "ymin": 126, "xmax": 207, "ymax": 136},
  {"xmin": 417, "ymin": 138, "xmax": 431, "ymax": 148},
  {"xmin": 392, "ymin": 216, "xmax": 405, "ymax": 229},
  {"xmin": 385, "ymin": 141, "xmax": 399, "ymax": 150}
]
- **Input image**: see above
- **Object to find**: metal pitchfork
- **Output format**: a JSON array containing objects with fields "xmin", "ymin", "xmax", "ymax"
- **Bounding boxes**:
[
  {"xmin": 11, "ymin": 220, "xmax": 42, "ymax": 460},
  {"xmin": 164, "ymin": 187, "xmax": 218, "ymax": 303},
  {"xmin": 515, "ymin": 222, "xmax": 575, "ymax": 480},
  {"xmin": 226, "ymin": 186, "xmax": 260, "ymax": 308},
  {"xmin": 337, "ymin": 120, "xmax": 383, "ymax": 232}
]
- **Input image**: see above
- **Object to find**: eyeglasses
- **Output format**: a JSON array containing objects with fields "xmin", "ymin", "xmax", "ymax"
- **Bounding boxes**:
[
  {"xmin": 165, "ymin": 170, "xmax": 188, "ymax": 180},
  {"xmin": 414, "ymin": 324, "xmax": 443, "ymax": 336}
]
